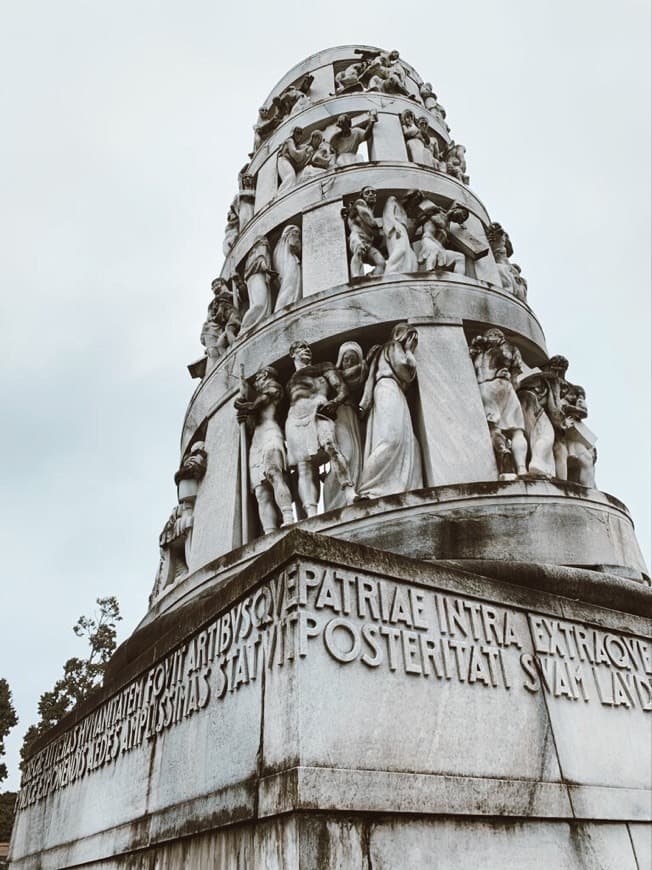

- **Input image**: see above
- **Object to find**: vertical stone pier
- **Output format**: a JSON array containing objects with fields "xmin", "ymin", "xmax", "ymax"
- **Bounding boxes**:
[{"xmin": 10, "ymin": 45, "xmax": 650, "ymax": 870}]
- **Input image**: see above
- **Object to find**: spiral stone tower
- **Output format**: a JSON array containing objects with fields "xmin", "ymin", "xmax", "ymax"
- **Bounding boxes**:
[{"xmin": 11, "ymin": 46, "xmax": 650, "ymax": 869}]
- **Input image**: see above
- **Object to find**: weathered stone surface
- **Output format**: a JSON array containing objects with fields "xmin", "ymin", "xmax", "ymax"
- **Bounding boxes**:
[
  {"xmin": 301, "ymin": 200, "xmax": 349, "ymax": 295},
  {"xmin": 414, "ymin": 322, "xmax": 497, "ymax": 485},
  {"xmin": 368, "ymin": 111, "xmax": 407, "ymax": 162},
  {"xmin": 187, "ymin": 403, "xmax": 242, "ymax": 568},
  {"xmin": 10, "ymin": 532, "xmax": 651, "ymax": 867},
  {"xmin": 253, "ymin": 152, "xmax": 278, "ymax": 213},
  {"xmin": 628, "ymin": 822, "xmax": 652, "ymax": 870},
  {"xmin": 368, "ymin": 819, "xmax": 639, "ymax": 869}
]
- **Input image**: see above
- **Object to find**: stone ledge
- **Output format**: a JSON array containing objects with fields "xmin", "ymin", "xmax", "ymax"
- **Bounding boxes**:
[
  {"xmin": 154, "ymin": 483, "xmax": 650, "ymax": 620},
  {"xmin": 11, "ymin": 772, "xmax": 650, "ymax": 869},
  {"xmin": 259, "ymin": 767, "xmax": 573, "ymax": 819}
]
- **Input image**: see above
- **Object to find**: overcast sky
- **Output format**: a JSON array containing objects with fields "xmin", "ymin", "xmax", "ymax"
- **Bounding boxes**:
[{"xmin": 1, "ymin": 1, "xmax": 649, "ymax": 791}]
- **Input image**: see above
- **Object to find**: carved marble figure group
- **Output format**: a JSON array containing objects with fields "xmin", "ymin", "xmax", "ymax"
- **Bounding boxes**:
[
  {"xmin": 234, "ymin": 325, "xmax": 424, "ymax": 534},
  {"xmin": 252, "ymin": 74, "xmax": 314, "ymax": 152},
  {"xmin": 202, "ymin": 223, "xmax": 304, "ymax": 357},
  {"xmin": 342, "ymin": 188, "xmax": 485, "ymax": 278},
  {"xmin": 276, "ymin": 112, "xmax": 377, "ymax": 193},
  {"xmin": 400, "ymin": 112, "xmax": 467, "ymax": 184},
  {"xmin": 334, "ymin": 49, "xmax": 410, "ymax": 96},
  {"xmin": 470, "ymin": 328, "xmax": 596, "ymax": 484}
]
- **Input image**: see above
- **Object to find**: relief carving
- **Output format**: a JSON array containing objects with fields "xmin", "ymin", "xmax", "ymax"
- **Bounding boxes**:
[
  {"xmin": 406, "ymin": 194, "xmax": 469, "ymax": 274},
  {"xmin": 222, "ymin": 201, "xmax": 239, "ymax": 256},
  {"xmin": 401, "ymin": 110, "xmax": 444, "ymax": 169},
  {"xmin": 239, "ymin": 237, "xmax": 274, "ymax": 333},
  {"xmin": 252, "ymin": 74, "xmax": 313, "ymax": 152},
  {"xmin": 323, "ymin": 342, "xmax": 368, "ymax": 511},
  {"xmin": 285, "ymin": 340, "xmax": 358, "ymax": 516},
  {"xmin": 272, "ymin": 224, "xmax": 302, "ymax": 310},
  {"xmin": 343, "ymin": 187, "xmax": 386, "ymax": 277},
  {"xmin": 357, "ymin": 323, "xmax": 423, "ymax": 498},
  {"xmin": 277, "ymin": 127, "xmax": 314, "ymax": 194},
  {"xmin": 329, "ymin": 112, "xmax": 377, "ymax": 167},
  {"xmin": 334, "ymin": 49, "xmax": 411, "ymax": 97},
  {"xmin": 200, "ymin": 278, "xmax": 241, "ymax": 360},
  {"xmin": 342, "ymin": 189, "xmax": 488, "ymax": 279},
  {"xmin": 487, "ymin": 222, "xmax": 528, "ymax": 300},
  {"xmin": 151, "ymin": 442, "xmax": 207, "ymax": 602},
  {"xmin": 470, "ymin": 328, "xmax": 528, "ymax": 479},
  {"xmin": 234, "ymin": 367, "xmax": 295, "ymax": 532},
  {"xmin": 383, "ymin": 194, "xmax": 418, "ymax": 273},
  {"xmin": 418, "ymin": 83, "xmax": 449, "ymax": 129},
  {"xmin": 444, "ymin": 141, "xmax": 469, "ymax": 185},
  {"xmin": 300, "ymin": 131, "xmax": 336, "ymax": 180},
  {"xmin": 518, "ymin": 357, "xmax": 596, "ymax": 486}
]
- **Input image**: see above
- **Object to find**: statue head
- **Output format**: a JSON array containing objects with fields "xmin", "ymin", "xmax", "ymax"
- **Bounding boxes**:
[
  {"xmin": 448, "ymin": 202, "xmax": 470, "ymax": 225},
  {"xmin": 546, "ymin": 355, "xmax": 569, "ymax": 378},
  {"xmin": 336, "ymin": 341, "xmax": 364, "ymax": 371},
  {"xmin": 211, "ymin": 277, "xmax": 229, "ymax": 296},
  {"xmin": 420, "ymin": 82, "xmax": 433, "ymax": 97},
  {"xmin": 392, "ymin": 322, "xmax": 419, "ymax": 352},
  {"xmin": 291, "ymin": 126, "xmax": 304, "ymax": 144},
  {"xmin": 361, "ymin": 186, "xmax": 377, "ymax": 207},
  {"xmin": 278, "ymin": 223, "xmax": 301, "ymax": 256},
  {"xmin": 336, "ymin": 114, "xmax": 352, "ymax": 133},
  {"xmin": 289, "ymin": 340, "xmax": 312, "ymax": 368},
  {"xmin": 309, "ymin": 130, "xmax": 324, "ymax": 148},
  {"xmin": 484, "ymin": 328, "xmax": 505, "ymax": 347},
  {"xmin": 570, "ymin": 383, "xmax": 588, "ymax": 413},
  {"xmin": 400, "ymin": 109, "xmax": 415, "ymax": 126},
  {"xmin": 253, "ymin": 366, "xmax": 279, "ymax": 391}
]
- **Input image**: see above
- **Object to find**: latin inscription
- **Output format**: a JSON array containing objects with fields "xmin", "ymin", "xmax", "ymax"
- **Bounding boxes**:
[{"xmin": 17, "ymin": 564, "xmax": 651, "ymax": 810}]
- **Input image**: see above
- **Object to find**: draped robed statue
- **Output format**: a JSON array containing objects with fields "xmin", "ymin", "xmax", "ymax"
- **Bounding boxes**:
[{"xmin": 357, "ymin": 323, "xmax": 423, "ymax": 499}]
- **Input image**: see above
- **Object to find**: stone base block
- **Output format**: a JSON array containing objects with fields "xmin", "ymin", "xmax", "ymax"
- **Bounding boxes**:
[{"xmin": 10, "ymin": 531, "xmax": 651, "ymax": 869}]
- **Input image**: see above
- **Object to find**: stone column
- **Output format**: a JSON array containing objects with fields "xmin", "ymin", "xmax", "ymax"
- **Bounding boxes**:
[
  {"xmin": 301, "ymin": 199, "xmax": 349, "ymax": 296},
  {"xmin": 413, "ymin": 320, "xmax": 497, "ymax": 486},
  {"xmin": 464, "ymin": 213, "xmax": 502, "ymax": 287},
  {"xmin": 254, "ymin": 154, "xmax": 278, "ymax": 214},
  {"xmin": 187, "ymin": 402, "xmax": 242, "ymax": 570},
  {"xmin": 368, "ymin": 112, "xmax": 408, "ymax": 162},
  {"xmin": 306, "ymin": 64, "xmax": 335, "ymax": 102}
]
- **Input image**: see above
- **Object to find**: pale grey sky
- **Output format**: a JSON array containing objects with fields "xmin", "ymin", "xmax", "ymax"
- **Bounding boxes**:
[{"xmin": 1, "ymin": 0, "xmax": 649, "ymax": 790}]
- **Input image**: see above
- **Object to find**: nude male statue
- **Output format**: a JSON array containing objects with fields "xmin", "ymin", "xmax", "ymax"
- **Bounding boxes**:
[
  {"xmin": 234, "ymin": 367, "xmax": 295, "ymax": 532},
  {"xmin": 470, "ymin": 328, "xmax": 528, "ymax": 478},
  {"xmin": 343, "ymin": 186, "xmax": 386, "ymax": 277},
  {"xmin": 330, "ymin": 113, "xmax": 377, "ymax": 166},
  {"xmin": 285, "ymin": 341, "xmax": 357, "ymax": 516}
]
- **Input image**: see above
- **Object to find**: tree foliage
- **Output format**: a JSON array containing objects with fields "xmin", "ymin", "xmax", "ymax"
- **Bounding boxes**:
[
  {"xmin": 0, "ymin": 790, "xmax": 16, "ymax": 841},
  {"xmin": 0, "ymin": 679, "xmax": 18, "ymax": 786},
  {"xmin": 21, "ymin": 597, "xmax": 121, "ymax": 767}
]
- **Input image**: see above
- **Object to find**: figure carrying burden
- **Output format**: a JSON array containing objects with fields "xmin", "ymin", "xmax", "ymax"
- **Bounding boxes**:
[
  {"xmin": 470, "ymin": 328, "xmax": 528, "ymax": 479},
  {"xmin": 285, "ymin": 341, "xmax": 358, "ymax": 516},
  {"xmin": 234, "ymin": 367, "xmax": 295, "ymax": 533}
]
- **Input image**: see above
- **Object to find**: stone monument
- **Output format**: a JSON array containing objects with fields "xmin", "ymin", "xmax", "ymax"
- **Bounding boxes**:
[{"xmin": 10, "ymin": 46, "xmax": 650, "ymax": 869}]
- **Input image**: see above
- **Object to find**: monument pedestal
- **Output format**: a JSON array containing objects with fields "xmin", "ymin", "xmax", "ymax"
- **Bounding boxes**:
[{"xmin": 11, "ymin": 530, "xmax": 651, "ymax": 868}]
